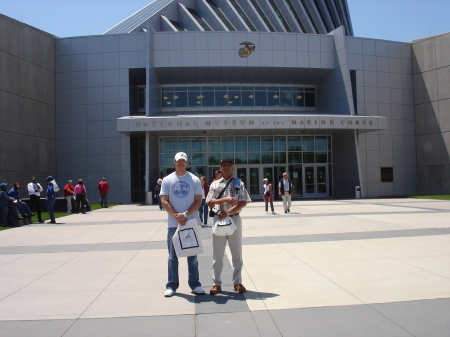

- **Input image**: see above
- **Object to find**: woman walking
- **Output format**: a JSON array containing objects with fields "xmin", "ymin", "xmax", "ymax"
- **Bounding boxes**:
[
  {"xmin": 263, "ymin": 178, "xmax": 275, "ymax": 214},
  {"xmin": 74, "ymin": 179, "xmax": 87, "ymax": 214},
  {"xmin": 198, "ymin": 176, "xmax": 209, "ymax": 226}
]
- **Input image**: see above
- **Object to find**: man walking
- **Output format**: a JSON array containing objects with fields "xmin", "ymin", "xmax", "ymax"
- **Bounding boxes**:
[
  {"xmin": 278, "ymin": 172, "xmax": 293, "ymax": 213},
  {"xmin": 159, "ymin": 152, "xmax": 205, "ymax": 297},
  {"xmin": 27, "ymin": 177, "xmax": 44, "ymax": 223},
  {"xmin": 97, "ymin": 177, "xmax": 110, "ymax": 208},
  {"xmin": 206, "ymin": 158, "xmax": 251, "ymax": 295}
]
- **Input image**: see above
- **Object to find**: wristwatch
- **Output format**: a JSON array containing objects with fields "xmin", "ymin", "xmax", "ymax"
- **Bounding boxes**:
[{"xmin": 183, "ymin": 211, "xmax": 187, "ymax": 218}]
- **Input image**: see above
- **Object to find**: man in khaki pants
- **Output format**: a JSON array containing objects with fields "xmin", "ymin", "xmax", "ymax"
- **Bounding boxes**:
[
  {"xmin": 206, "ymin": 158, "xmax": 251, "ymax": 295},
  {"xmin": 278, "ymin": 172, "xmax": 293, "ymax": 213}
]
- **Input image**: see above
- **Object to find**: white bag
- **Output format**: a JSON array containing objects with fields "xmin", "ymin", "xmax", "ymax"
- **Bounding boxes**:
[
  {"xmin": 172, "ymin": 218, "xmax": 204, "ymax": 257},
  {"xmin": 212, "ymin": 217, "xmax": 237, "ymax": 236}
]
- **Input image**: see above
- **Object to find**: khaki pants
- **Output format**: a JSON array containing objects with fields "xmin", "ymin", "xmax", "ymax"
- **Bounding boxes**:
[
  {"xmin": 281, "ymin": 192, "xmax": 292, "ymax": 211},
  {"xmin": 212, "ymin": 214, "xmax": 243, "ymax": 286}
]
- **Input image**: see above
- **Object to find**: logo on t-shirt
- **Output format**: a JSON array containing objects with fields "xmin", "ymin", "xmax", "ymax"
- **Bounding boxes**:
[{"xmin": 173, "ymin": 181, "xmax": 190, "ymax": 198}]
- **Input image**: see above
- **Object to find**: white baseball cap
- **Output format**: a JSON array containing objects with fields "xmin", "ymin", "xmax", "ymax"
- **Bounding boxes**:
[{"xmin": 174, "ymin": 152, "xmax": 188, "ymax": 162}]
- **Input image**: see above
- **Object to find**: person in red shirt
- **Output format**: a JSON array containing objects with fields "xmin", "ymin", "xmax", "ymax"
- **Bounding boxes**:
[
  {"xmin": 97, "ymin": 177, "xmax": 110, "ymax": 208},
  {"xmin": 63, "ymin": 180, "xmax": 75, "ymax": 213}
]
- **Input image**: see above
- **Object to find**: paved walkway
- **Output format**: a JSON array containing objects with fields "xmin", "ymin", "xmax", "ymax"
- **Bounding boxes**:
[{"xmin": 1, "ymin": 198, "xmax": 450, "ymax": 336}]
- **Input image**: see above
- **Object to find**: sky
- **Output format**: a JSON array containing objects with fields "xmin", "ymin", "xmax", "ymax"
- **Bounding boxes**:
[{"xmin": 1, "ymin": 0, "xmax": 449, "ymax": 42}]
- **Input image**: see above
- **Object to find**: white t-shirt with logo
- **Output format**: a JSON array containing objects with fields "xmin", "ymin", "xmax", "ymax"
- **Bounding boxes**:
[{"xmin": 160, "ymin": 171, "xmax": 203, "ymax": 228}]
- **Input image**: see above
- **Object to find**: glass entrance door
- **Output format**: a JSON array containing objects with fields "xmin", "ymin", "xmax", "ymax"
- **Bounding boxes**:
[
  {"xmin": 303, "ymin": 165, "xmax": 328, "ymax": 198},
  {"xmin": 236, "ymin": 166, "xmax": 260, "ymax": 199}
]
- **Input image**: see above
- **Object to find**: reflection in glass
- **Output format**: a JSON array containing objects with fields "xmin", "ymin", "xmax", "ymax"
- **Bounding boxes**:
[
  {"xmin": 191, "ymin": 153, "xmax": 206, "ymax": 165},
  {"xmin": 241, "ymin": 88, "xmax": 255, "ymax": 106},
  {"xmin": 221, "ymin": 137, "xmax": 234, "ymax": 153},
  {"xmin": 303, "ymin": 152, "xmax": 314, "ymax": 163},
  {"xmin": 208, "ymin": 153, "xmax": 221, "ymax": 165},
  {"xmin": 316, "ymin": 152, "xmax": 328, "ymax": 163},
  {"xmin": 208, "ymin": 138, "xmax": 220, "ymax": 152},
  {"xmin": 274, "ymin": 152, "xmax": 286, "ymax": 164},
  {"xmin": 235, "ymin": 137, "xmax": 247, "ymax": 152},
  {"xmin": 302, "ymin": 137, "xmax": 314, "ymax": 151},
  {"xmin": 248, "ymin": 137, "xmax": 260, "ymax": 151},
  {"xmin": 274, "ymin": 137, "xmax": 286, "ymax": 151},
  {"xmin": 261, "ymin": 137, "xmax": 273, "ymax": 151},
  {"xmin": 248, "ymin": 153, "xmax": 260, "ymax": 164},
  {"xmin": 235, "ymin": 152, "xmax": 247, "ymax": 164},
  {"xmin": 288, "ymin": 137, "xmax": 301, "ymax": 151},
  {"xmin": 288, "ymin": 152, "xmax": 302, "ymax": 163},
  {"xmin": 261, "ymin": 152, "xmax": 273, "ymax": 164},
  {"xmin": 192, "ymin": 138, "xmax": 206, "ymax": 152},
  {"xmin": 315, "ymin": 136, "xmax": 327, "ymax": 151}
]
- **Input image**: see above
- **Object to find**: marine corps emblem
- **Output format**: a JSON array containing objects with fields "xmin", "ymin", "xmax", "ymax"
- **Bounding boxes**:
[{"xmin": 238, "ymin": 41, "xmax": 255, "ymax": 58}]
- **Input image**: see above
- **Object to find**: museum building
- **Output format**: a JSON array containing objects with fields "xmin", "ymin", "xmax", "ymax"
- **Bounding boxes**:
[{"xmin": 2, "ymin": 0, "xmax": 449, "ymax": 204}]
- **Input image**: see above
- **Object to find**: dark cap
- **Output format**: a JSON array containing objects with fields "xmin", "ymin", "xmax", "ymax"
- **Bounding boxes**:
[
  {"xmin": 220, "ymin": 158, "xmax": 234, "ymax": 166},
  {"xmin": 45, "ymin": 176, "xmax": 54, "ymax": 180},
  {"xmin": 14, "ymin": 183, "xmax": 20, "ymax": 187},
  {"xmin": 31, "ymin": 177, "xmax": 36, "ymax": 181}
]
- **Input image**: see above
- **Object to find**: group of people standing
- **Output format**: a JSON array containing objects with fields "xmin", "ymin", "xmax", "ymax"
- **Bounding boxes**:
[
  {"xmin": 159, "ymin": 152, "xmax": 251, "ymax": 297},
  {"xmin": 0, "ymin": 176, "xmax": 110, "ymax": 227},
  {"xmin": 63, "ymin": 178, "xmax": 110, "ymax": 215}
]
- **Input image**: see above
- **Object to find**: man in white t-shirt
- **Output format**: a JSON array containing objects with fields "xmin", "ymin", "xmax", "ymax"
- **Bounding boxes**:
[{"xmin": 159, "ymin": 152, "xmax": 205, "ymax": 297}]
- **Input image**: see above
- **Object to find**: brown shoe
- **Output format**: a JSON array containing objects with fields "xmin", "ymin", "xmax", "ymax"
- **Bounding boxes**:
[
  {"xmin": 209, "ymin": 285, "xmax": 222, "ymax": 295},
  {"xmin": 233, "ymin": 284, "xmax": 246, "ymax": 293}
]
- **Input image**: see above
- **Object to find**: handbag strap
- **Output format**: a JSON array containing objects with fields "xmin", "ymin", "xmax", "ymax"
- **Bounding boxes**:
[{"xmin": 217, "ymin": 178, "xmax": 233, "ymax": 199}]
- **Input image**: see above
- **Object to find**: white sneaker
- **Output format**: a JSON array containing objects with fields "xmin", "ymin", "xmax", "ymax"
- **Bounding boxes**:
[
  {"xmin": 192, "ymin": 286, "xmax": 205, "ymax": 294},
  {"xmin": 164, "ymin": 288, "xmax": 175, "ymax": 297},
  {"xmin": 265, "ymin": 211, "xmax": 268, "ymax": 214}
]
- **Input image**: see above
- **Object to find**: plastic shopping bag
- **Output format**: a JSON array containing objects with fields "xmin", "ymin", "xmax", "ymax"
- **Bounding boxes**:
[
  {"xmin": 212, "ymin": 216, "xmax": 237, "ymax": 236},
  {"xmin": 172, "ymin": 218, "xmax": 204, "ymax": 257}
]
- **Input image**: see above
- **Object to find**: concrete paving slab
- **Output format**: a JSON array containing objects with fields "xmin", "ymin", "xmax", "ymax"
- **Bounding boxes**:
[{"xmin": 0, "ymin": 199, "xmax": 450, "ymax": 336}]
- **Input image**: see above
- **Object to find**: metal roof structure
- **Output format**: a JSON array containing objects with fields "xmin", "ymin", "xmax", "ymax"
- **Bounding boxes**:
[{"xmin": 103, "ymin": 0, "xmax": 353, "ymax": 36}]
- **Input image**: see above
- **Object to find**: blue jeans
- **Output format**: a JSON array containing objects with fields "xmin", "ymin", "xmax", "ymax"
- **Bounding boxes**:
[
  {"xmin": 46, "ymin": 195, "xmax": 55, "ymax": 222},
  {"xmin": 166, "ymin": 227, "xmax": 201, "ymax": 291},
  {"xmin": 198, "ymin": 199, "xmax": 208, "ymax": 225}
]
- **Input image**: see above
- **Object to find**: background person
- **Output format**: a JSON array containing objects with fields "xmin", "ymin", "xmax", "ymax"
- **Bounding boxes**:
[
  {"xmin": 74, "ymin": 179, "xmax": 87, "ymax": 214},
  {"xmin": 63, "ymin": 180, "xmax": 75, "ymax": 213},
  {"xmin": 154, "ymin": 178, "xmax": 163, "ymax": 210},
  {"xmin": 45, "ymin": 176, "xmax": 59, "ymax": 224},
  {"xmin": 263, "ymin": 178, "xmax": 275, "ymax": 214},
  {"xmin": 0, "ymin": 183, "xmax": 22, "ymax": 226},
  {"xmin": 8, "ymin": 183, "xmax": 33, "ymax": 218},
  {"xmin": 278, "ymin": 172, "xmax": 293, "ymax": 213},
  {"xmin": 97, "ymin": 177, "xmax": 109, "ymax": 208},
  {"xmin": 27, "ymin": 177, "xmax": 44, "ymax": 223},
  {"xmin": 159, "ymin": 152, "xmax": 205, "ymax": 297},
  {"xmin": 198, "ymin": 176, "xmax": 209, "ymax": 226}
]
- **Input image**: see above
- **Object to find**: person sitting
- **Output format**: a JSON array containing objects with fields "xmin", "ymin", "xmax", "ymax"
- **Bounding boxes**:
[
  {"xmin": 0, "ymin": 183, "xmax": 22, "ymax": 227},
  {"xmin": 8, "ymin": 183, "xmax": 34, "ymax": 218}
]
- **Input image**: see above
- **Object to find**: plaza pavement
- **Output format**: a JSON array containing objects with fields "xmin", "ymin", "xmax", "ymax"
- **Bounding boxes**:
[{"xmin": 1, "ymin": 198, "xmax": 450, "ymax": 336}]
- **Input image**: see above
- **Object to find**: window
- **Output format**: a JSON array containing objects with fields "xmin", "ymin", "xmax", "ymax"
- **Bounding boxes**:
[{"xmin": 161, "ymin": 86, "xmax": 315, "ymax": 108}]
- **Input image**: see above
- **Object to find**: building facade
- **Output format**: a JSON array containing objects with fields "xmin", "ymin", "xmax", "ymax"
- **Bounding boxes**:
[{"xmin": 1, "ymin": 0, "xmax": 449, "ymax": 204}]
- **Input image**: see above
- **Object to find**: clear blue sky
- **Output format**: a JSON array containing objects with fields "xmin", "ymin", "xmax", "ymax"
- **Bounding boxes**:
[{"xmin": 1, "ymin": 0, "xmax": 449, "ymax": 42}]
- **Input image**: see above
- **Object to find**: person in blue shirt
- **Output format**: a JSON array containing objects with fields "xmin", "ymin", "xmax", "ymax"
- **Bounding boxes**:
[
  {"xmin": 45, "ymin": 176, "xmax": 59, "ymax": 224},
  {"xmin": 8, "ymin": 183, "xmax": 34, "ymax": 219},
  {"xmin": 0, "ymin": 183, "xmax": 22, "ymax": 227}
]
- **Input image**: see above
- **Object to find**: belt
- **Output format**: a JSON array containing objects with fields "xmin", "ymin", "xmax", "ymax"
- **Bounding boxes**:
[{"xmin": 228, "ymin": 213, "xmax": 240, "ymax": 217}]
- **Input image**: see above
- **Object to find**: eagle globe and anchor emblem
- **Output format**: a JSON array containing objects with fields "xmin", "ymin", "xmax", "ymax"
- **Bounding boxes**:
[{"xmin": 238, "ymin": 41, "xmax": 256, "ymax": 58}]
